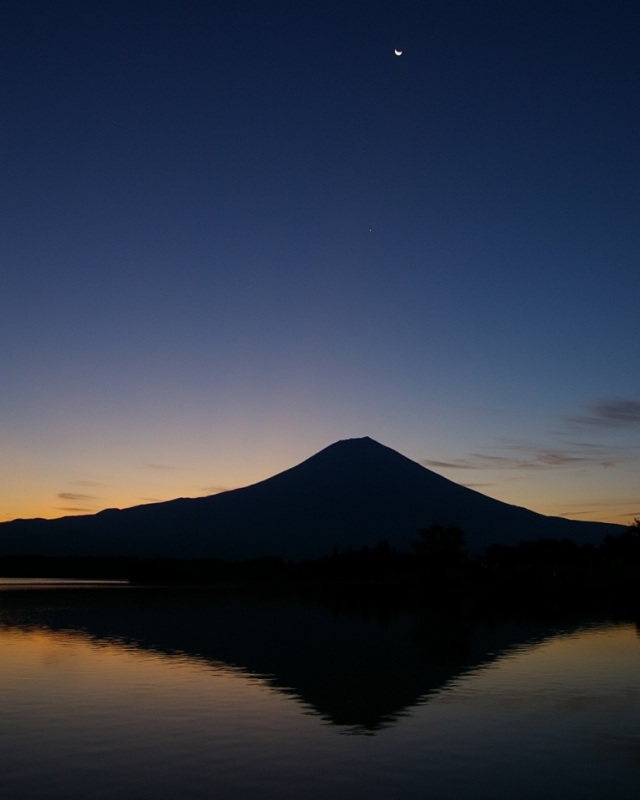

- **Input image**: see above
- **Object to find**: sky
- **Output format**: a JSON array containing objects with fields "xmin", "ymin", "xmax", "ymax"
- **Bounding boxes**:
[{"xmin": 1, "ymin": 0, "xmax": 639, "ymax": 525}]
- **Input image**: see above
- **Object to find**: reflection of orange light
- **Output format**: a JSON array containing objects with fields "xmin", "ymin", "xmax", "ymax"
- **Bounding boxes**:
[
  {"xmin": 456, "ymin": 623, "xmax": 640, "ymax": 697},
  {"xmin": 0, "ymin": 625, "xmax": 279, "ymax": 698}
]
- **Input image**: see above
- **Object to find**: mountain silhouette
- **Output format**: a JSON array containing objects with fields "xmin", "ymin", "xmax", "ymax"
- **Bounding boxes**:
[{"xmin": 0, "ymin": 437, "xmax": 623, "ymax": 559}]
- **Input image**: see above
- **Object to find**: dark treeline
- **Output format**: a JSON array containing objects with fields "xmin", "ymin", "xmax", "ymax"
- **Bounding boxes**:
[{"xmin": 1, "ymin": 521, "xmax": 639, "ymax": 611}]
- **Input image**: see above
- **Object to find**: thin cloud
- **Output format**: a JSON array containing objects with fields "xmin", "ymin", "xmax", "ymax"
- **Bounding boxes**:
[
  {"xmin": 554, "ymin": 500, "xmax": 630, "ymax": 517},
  {"xmin": 144, "ymin": 463, "xmax": 185, "ymax": 471},
  {"xmin": 57, "ymin": 506, "xmax": 92, "ymax": 514},
  {"xmin": 506, "ymin": 443, "xmax": 619, "ymax": 469},
  {"xmin": 57, "ymin": 492, "xmax": 97, "ymax": 501},
  {"xmin": 424, "ymin": 450, "xmax": 597, "ymax": 471},
  {"xmin": 560, "ymin": 508, "xmax": 640, "ymax": 522},
  {"xmin": 424, "ymin": 440, "xmax": 635, "ymax": 473},
  {"xmin": 422, "ymin": 459, "xmax": 479, "ymax": 470},
  {"xmin": 564, "ymin": 398, "xmax": 640, "ymax": 429},
  {"xmin": 558, "ymin": 510, "xmax": 595, "ymax": 517},
  {"xmin": 202, "ymin": 485, "xmax": 232, "ymax": 495}
]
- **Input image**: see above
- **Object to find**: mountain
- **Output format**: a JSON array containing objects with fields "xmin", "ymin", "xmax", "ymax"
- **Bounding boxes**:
[{"xmin": 0, "ymin": 437, "xmax": 624, "ymax": 559}]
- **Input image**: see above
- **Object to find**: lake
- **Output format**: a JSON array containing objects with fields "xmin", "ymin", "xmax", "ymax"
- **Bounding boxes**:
[{"xmin": 1, "ymin": 583, "xmax": 639, "ymax": 799}]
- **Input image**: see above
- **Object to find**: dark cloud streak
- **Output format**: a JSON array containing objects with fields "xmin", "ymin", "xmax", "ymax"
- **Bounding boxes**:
[
  {"xmin": 422, "ymin": 459, "xmax": 478, "ymax": 470},
  {"xmin": 564, "ymin": 398, "xmax": 640, "ymax": 429},
  {"xmin": 423, "ymin": 449, "xmax": 607, "ymax": 471},
  {"xmin": 424, "ymin": 438, "xmax": 636, "ymax": 474}
]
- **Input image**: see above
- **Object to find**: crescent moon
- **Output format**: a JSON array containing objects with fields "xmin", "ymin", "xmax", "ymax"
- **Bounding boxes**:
[{"xmin": 394, "ymin": 48, "xmax": 402, "ymax": 56}]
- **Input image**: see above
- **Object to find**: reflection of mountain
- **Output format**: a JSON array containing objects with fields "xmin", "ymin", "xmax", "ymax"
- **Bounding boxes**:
[
  {"xmin": 0, "ymin": 438, "xmax": 622, "ymax": 560},
  {"xmin": 0, "ymin": 588, "xmax": 592, "ymax": 732}
]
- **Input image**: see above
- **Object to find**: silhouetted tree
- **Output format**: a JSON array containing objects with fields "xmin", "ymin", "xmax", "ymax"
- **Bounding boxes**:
[
  {"xmin": 600, "ymin": 518, "xmax": 640, "ymax": 564},
  {"xmin": 519, "ymin": 538, "xmax": 581, "ymax": 567},
  {"xmin": 485, "ymin": 538, "xmax": 596, "ymax": 570},
  {"xmin": 412, "ymin": 524, "xmax": 467, "ymax": 568}
]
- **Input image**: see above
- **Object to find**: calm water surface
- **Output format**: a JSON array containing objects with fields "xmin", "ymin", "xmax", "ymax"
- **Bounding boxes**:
[{"xmin": 1, "ymin": 585, "xmax": 639, "ymax": 799}]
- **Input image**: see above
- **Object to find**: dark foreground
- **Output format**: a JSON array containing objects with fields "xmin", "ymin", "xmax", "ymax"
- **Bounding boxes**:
[
  {"xmin": 2, "ymin": 523, "xmax": 640, "ymax": 614},
  {"xmin": 1, "ymin": 582, "xmax": 639, "ymax": 799}
]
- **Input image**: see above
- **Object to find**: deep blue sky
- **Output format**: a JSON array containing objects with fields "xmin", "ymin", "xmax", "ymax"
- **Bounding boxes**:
[{"xmin": 2, "ymin": 0, "xmax": 639, "ymax": 523}]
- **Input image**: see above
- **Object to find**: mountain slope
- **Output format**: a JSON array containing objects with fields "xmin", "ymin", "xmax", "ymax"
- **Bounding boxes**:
[{"xmin": 0, "ymin": 437, "xmax": 624, "ymax": 559}]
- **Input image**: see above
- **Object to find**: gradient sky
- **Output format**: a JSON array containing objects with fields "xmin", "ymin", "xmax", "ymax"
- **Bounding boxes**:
[{"xmin": 2, "ymin": 0, "xmax": 639, "ymax": 525}]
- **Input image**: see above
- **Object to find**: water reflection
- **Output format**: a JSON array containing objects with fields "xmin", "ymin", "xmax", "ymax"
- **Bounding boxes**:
[
  {"xmin": 0, "ymin": 586, "xmax": 626, "ymax": 733},
  {"xmin": 2, "ymin": 587, "xmax": 640, "ymax": 800}
]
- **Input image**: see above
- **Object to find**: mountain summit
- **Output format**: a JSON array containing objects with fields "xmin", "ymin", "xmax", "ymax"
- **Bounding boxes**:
[{"xmin": 0, "ymin": 437, "xmax": 624, "ymax": 559}]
